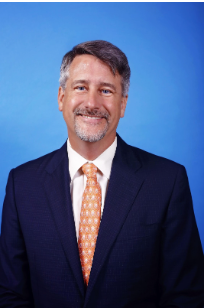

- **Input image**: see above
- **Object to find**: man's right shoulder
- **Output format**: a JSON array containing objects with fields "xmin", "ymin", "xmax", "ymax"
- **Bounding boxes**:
[{"xmin": 10, "ymin": 141, "xmax": 67, "ymax": 181}]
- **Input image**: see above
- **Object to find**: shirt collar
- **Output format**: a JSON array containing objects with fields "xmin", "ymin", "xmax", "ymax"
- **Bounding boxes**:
[{"xmin": 67, "ymin": 137, "xmax": 117, "ymax": 181}]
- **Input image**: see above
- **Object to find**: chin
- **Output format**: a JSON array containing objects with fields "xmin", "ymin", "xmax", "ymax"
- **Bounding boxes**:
[
  {"xmin": 75, "ymin": 127, "xmax": 107, "ymax": 143},
  {"xmin": 74, "ymin": 121, "xmax": 109, "ymax": 143}
]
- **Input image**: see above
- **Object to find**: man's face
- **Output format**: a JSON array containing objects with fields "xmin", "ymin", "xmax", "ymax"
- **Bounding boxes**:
[{"xmin": 58, "ymin": 54, "xmax": 127, "ymax": 146}]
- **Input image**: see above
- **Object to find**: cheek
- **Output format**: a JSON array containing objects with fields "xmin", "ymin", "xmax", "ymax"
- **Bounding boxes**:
[
  {"xmin": 111, "ymin": 102, "xmax": 123, "ymax": 117},
  {"xmin": 120, "ymin": 106, "xmax": 126, "ymax": 118},
  {"xmin": 104, "ymin": 99, "xmax": 118, "ymax": 112},
  {"xmin": 63, "ymin": 97, "xmax": 80, "ymax": 114}
]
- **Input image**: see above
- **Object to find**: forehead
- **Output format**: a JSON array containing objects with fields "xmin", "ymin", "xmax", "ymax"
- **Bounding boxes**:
[{"xmin": 68, "ymin": 54, "xmax": 120, "ymax": 83}]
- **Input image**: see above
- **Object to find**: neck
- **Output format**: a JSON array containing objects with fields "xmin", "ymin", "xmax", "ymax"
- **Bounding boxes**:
[{"xmin": 68, "ymin": 133, "xmax": 116, "ymax": 161}]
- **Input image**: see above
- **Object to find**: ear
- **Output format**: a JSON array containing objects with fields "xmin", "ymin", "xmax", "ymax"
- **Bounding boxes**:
[
  {"xmin": 120, "ymin": 94, "xmax": 128, "ymax": 118},
  {"xmin": 58, "ymin": 87, "xmax": 65, "ymax": 111}
]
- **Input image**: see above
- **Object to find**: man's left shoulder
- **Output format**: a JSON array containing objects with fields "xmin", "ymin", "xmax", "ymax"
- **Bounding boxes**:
[
  {"xmin": 122, "ymin": 139, "xmax": 187, "ymax": 182},
  {"xmin": 133, "ymin": 144, "xmax": 183, "ymax": 168}
]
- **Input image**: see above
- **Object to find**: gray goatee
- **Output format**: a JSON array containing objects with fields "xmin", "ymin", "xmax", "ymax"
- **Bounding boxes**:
[{"xmin": 74, "ymin": 108, "xmax": 109, "ymax": 142}]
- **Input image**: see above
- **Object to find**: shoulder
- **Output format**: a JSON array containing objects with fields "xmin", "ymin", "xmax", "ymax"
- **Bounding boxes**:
[
  {"xmin": 132, "ymin": 144, "xmax": 187, "ymax": 180},
  {"xmin": 117, "ymin": 134, "xmax": 186, "ymax": 179},
  {"xmin": 132, "ymin": 144, "xmax": 183, "ymax": 168},
  {"xmin": 10, "ymin": 142, "xmax": 67, "ymax": 181}
]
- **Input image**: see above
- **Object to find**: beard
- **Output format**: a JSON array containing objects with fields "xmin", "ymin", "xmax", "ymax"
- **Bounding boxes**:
[{"xmin": 74, "ymin": 108, "xmax": 110, "ymax": 142}]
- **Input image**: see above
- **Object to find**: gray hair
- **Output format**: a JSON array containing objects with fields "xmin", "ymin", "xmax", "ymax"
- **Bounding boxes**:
[{"xmin": 59, "ymin": 40, "xmax": 131, "ymax": 97}]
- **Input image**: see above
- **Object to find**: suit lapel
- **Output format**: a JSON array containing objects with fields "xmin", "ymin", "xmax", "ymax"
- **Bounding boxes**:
[
  {"xmin": 84, "ymin": 135, "xmax": 145, "ymax": 307},
  {"xmin": 43, "ymin": 142, "xmax": 84, "ymax": 297}
]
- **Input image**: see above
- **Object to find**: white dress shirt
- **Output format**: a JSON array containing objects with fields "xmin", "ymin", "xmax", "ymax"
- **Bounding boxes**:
[{"xmin": 67, "ymin": 137, "xmax": 117, "ymax": 240}]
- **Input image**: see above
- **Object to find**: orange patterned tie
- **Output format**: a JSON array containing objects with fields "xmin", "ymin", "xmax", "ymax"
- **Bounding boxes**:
[{"xmin": 78, "ymin": 163, "xmax": 101, "ymax": 285}]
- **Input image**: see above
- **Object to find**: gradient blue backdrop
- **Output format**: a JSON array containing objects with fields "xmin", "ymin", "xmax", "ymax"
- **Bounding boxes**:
[{"xmin": 0, "ymin": 3, "xmax": 203, "ymax": 247}]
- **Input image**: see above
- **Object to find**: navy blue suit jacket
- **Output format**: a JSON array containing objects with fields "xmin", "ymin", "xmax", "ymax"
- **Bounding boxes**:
[{"xmin": 0, "ymin": 135, "xmax": 203, "ymax": 307}]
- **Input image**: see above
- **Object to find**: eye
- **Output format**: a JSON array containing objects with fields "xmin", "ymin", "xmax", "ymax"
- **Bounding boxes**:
[
  {"xmin": 76, "ymin": 86, "xmax": 85, "ymax": 91},
  {"xmin": 101, "ymin": 89, "xmax": 111, "ymax": 94}
]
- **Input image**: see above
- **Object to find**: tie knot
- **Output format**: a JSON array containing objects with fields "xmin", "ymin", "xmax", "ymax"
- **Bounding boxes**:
[{"xmin": 82, "ymin": 163, "xmax": 97, "ymax": 178}]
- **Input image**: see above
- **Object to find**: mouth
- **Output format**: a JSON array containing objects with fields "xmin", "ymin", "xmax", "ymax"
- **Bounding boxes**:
[
  {"xmin": 73, "ymin": 108, "xmax": 110, "ymax": 142},
  {"xmin": 78, "ymin": 114, "xmax": 105, "ymax": 125},
  {"xmin": 81, "ymin": 115, "xmax": 104, "ymax": 120},
  {"xmin": 74, "ymin": 109, "xmax": 109, "ymax": 123}
]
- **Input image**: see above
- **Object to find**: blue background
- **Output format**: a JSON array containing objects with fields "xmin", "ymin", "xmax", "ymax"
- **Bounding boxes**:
[{"xmin": 0, "ymin": 3, "xmax": 203, "ymax": 247}]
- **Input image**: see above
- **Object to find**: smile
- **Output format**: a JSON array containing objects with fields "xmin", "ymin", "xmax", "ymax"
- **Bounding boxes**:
[
  {"xmin": 81, "ymin": 115, "xmax": 103, "ymax": 119},
  {"xmin": 78, "ymin": 114, "xmax": 105, "ymax": 124},
  {"xmin": 74, "ymin": 108, "xmax": 109, "ymax": 123}
]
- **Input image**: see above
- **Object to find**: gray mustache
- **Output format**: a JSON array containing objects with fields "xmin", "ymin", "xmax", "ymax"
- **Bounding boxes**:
[{"xmin": 74, "ymin": 108, "xmax": 109, "ymax": 120}]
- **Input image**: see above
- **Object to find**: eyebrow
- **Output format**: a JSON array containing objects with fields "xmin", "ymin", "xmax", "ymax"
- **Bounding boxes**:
[
  {"xmin": 99, "ymin": 82, "xmax": 116, "ymax": 91},
  {"xmin": 71, "ymin": 80, "xmax": 117, "ymax": 91},
  {"xmin": 71, "ymin": 80, "xmax": 88, "ymax": 87}
]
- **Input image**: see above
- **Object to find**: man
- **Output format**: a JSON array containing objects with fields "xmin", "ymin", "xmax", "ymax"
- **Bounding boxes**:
[{"xmin": 0, "ymin": 40, "xmax": 203, "ymax": 307}]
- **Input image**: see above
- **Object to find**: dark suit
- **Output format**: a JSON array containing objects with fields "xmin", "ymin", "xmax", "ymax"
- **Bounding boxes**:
[{"xmin": 0, "ymin": 135, "xmax": 203, "ymax": 307}]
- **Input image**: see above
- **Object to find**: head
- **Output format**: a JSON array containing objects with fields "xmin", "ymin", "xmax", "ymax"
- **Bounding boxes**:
[
  {"xmin": 58, "ymin": 40, "xmax": 130, "ymax": 149},
  {"xmin": 59, "ymin": 40, "xmax": 131, "ymax": 97}
]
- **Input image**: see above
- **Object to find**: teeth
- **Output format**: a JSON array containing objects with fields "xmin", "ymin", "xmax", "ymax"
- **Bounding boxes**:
[{"xmin": 82, "ymin": 116, "xmax": 101, "ymax": 119}]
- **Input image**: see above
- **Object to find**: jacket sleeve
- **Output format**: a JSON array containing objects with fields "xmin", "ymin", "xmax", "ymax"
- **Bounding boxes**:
[
  {"xmin": 158, "ymin": 165, "xmax": 204, "ymax": 308},
  {"xmin": 0, "ymin": 169, "xmax": 34, "ymax": 307}
]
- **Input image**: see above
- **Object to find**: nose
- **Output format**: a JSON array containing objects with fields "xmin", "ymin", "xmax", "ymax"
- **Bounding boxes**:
[{"xmin": 84, "ymin": 89, "xmax": 100, "ymax": 109}]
